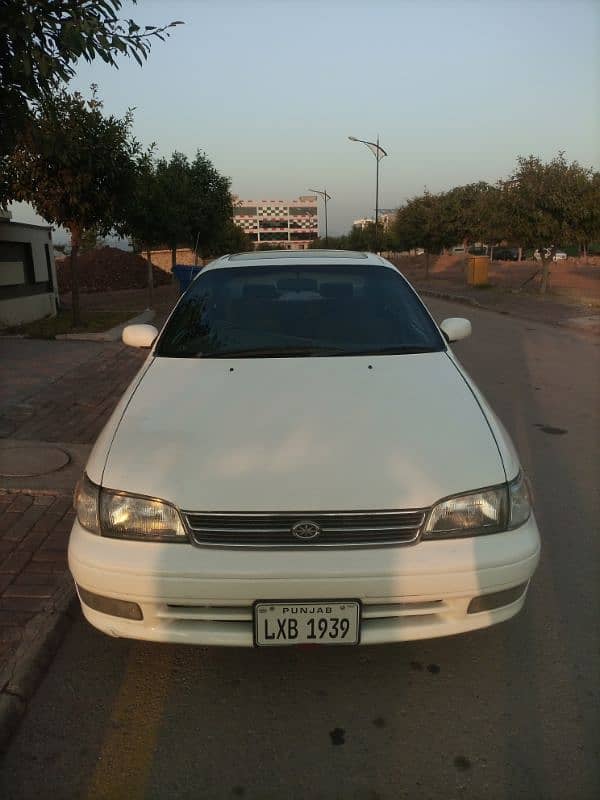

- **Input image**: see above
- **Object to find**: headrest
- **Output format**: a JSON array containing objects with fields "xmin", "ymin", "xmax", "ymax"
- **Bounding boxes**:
[
  {"xmin": 242, "ymin": 284, "xmax": 279, "ymax": 299},
  {"xmin": 320, "ymin": 282, "xmax": 354, "ymax": 298},
  {"xmin": 276, "ymin": 277, "xmax": 319, "ymax": 292}
]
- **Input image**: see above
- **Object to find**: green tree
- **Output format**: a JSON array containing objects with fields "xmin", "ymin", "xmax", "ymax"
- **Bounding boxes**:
[
  {"xmin": 438, "ymin": 182, "xmax": 497, "ymax": 250},
  {"xmin": 477, "ymin": 184, "xmax": 512, "ymax": 260},
  {"xmin": 188, "ymin": 151, "xmax": 233, "ymax": 259},
  {"xmin": 348, "ymin": 222, "xmax": 377, "ymax": 251},
  {"xmin": 0, "ymin": 0, "xmax": 181, "ymax": 170},
  {"xmin": 566, "ymin": 168, "xmax": 600, "ymax": 262},
  {"xmin": 206, "ymin": 220, "xmax": 252, "ymax": 257},
  {"xmin": 394, "ymin": 192, "xmax": 453, "ymax": 277},
  {"xmin": 503, "ymin": 153, "xmax": 589, "ymax": 293},
  {"xmin": 152, "ymin": 151, "xmax": 233, "ymax": 267},
  {"xmin": 6, "ymin": 87, "xmax": 140, "ymax": 324},
  {"xmin": 309, "ymin": 235, "xmax": 350, "ymax": 250},
  {"xmin": 154, "ymin": 152, "xmax": 193, "ymax": 269},
  {"xmin": 123, "ymin": 148, "xmax": 163, "ymax": 306}
]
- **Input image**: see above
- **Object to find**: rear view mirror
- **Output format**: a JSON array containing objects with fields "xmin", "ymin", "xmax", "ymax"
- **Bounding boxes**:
[
  {"xmin": 122, "ymin": 324, "xmax": 158, "ymax": 349},
  {"xmin": 440, "ymin": 318, "xmax": 472, "ymax": 343}
]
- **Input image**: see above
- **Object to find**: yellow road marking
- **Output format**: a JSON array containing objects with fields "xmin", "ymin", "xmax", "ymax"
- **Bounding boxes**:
[{"xmin": 85, "ymin": 643, "xmax": 174, "ymax": 800}]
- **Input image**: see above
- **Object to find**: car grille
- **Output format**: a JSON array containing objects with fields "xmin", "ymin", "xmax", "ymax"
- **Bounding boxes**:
[{"xmin": 183, "ymin": 510, "xmax": 427, "ymax": 548}]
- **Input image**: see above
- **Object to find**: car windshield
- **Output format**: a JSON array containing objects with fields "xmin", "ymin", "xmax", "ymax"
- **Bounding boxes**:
[{"xmin": 155, "ymin": 264, "xmax": 445, "ymax": 358}]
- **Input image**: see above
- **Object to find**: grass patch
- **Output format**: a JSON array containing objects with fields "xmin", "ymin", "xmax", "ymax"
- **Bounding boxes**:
[{"xmin": 3, "ymin": 310, "xmax": 136, "ymax": 339}]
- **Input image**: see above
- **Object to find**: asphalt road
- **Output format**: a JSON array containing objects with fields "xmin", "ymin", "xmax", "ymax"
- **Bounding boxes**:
[{"xmin": 1, "ymin": 298, "xmax": 599, "ymax": 800}]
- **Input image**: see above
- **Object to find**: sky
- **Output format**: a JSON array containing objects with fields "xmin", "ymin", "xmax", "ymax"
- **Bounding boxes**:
[{"xmin": 10, "ymin": 0, "xmax": 600, "ymax": 238}]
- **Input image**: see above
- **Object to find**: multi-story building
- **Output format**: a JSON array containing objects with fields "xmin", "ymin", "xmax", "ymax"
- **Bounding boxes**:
[
  {"xmin": 234, "ymin": 196, "xmax": 319, "ymax": 249},
  {"xmin": 352, "ymin": 217, "xmax": 375, "ymax": 230},
  {"xmin": 353, "ymin": 209, "xmax": 396, "ymax": 231}
]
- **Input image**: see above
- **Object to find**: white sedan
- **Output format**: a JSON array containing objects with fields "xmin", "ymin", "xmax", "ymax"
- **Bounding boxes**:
[{"xmin": 69, "ymin": 250, "xmax": 540, "ymax": 647}]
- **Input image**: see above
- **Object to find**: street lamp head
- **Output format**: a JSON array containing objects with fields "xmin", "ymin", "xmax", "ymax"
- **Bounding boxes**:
[
  {"xmin": 308, "ymin": 189, "xmax": 332, "ymax": 201},
  {"xmin": 348, "ymin": 136, "xmax": 358, "ymax": 142}
]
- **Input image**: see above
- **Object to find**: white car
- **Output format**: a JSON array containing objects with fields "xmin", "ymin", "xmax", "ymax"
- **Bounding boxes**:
[{"xmin": 69, "ymin": 250, "xmax": 540, "ymax": 648}]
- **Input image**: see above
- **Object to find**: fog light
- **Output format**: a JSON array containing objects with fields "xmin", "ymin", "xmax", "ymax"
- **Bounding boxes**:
[
  {"xmin": 78, "ymin": 586, "xmax": 143, "ymax": 620},
  {"xmin": 467, "ymin": 583, "xmax": 528, "ymax": 614}
]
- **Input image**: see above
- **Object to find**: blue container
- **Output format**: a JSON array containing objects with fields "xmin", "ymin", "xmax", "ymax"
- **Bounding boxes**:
[{"xmin": 172, "ymin": 264, "xmax": 202, "ymax": 294}]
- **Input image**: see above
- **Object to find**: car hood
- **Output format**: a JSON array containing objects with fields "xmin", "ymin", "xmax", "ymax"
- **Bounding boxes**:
[{"xmin": 101, "ymin": 353, "xmax": 506, "ymax": 511}]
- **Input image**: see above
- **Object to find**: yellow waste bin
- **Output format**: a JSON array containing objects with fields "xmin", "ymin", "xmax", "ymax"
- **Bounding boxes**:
[{"xmin": 467, "ymin": 255, "xmax": 489, "ymax": 286}]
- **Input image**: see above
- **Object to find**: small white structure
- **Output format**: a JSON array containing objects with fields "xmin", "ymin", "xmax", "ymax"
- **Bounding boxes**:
[
  {"xmin": 353, "ymin": 210, "xmax": 396, "ymax": 231},
  {"xmin": 0, "ymin": 210, "xmax": 58, "ymax": 326}
]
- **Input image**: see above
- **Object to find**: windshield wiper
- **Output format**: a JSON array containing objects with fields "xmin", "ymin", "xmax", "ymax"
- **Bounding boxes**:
[
  {"xmin": 196, "ymin": 345, "xmax": 441, "ymax": 358},
  {"xmin": 198, "ymin": 346, "xmax": 346, "ymax": 358},
  {"xmin": 341, "ymin": 346, "xmax": 441, "ymax": 356}
]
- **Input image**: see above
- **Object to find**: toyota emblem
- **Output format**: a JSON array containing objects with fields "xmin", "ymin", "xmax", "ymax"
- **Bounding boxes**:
[{"xmin": 291, "ymin": 520, "xmax": 321, "ymax": 541}]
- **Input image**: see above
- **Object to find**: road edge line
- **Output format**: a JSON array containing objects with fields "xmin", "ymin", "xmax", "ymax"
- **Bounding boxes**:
[{"xmin": 0, "ymin": 571, "xmax": 77, "ymax": 752}]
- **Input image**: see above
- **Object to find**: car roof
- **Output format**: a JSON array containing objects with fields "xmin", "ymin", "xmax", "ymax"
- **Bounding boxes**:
[{"xmin": 202, "ymin": 249, "xmax": 395, "ymax": 272}]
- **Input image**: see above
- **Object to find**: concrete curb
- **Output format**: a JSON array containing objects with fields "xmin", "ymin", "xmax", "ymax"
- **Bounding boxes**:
[
  {"xmin": 56, "ymin": 308, "xmax": 155, "ymax": 342},
  {"xmin": 418, "ymin": 288, "xmax": 483, "ymax": 309},
  {"xmin": 0, "ymin": 488, "xmax": 76, "ymax": 752},
  {"xmin": 0, "ymin": 572, "xmax": 76, "ymax": 751},
  {"xmin": 418, "ymin": 288, "xmax": 600, "ymax": 335}
]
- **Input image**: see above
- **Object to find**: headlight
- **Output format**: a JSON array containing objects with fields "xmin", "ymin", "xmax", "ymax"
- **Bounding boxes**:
[
  {"xmin": 74, "ymin": 474, "xmax": 100, "ymax": 534},
  {"xmin": 508, "ymin": 472, "xmax": 531, "ymax": 528},
  {"xmin": 424, "ymin": 485, "xmax": 508, "ymax": 538},
  {"xmin": 100, "ymin": 491, "xmax": 187, "ymax": 542},
  {"xmin": 74, "ymin": 475, "xmax": 187, "ymax": 542},
  {"xmin": 423, "ymin": 474, "xmax": 531, "ymax": 539}
]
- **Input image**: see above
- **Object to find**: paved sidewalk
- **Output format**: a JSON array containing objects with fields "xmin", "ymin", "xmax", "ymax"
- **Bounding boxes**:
[
  {"xmin": 412, "ymin": 279, "xmax": 600, "ymax": 335},
  {"xmin": 0, "ymin": 340, "xmax": 145, "ymax": 443},
  {"xmin": 0, "ymin": 338, "xmax": 145, "ymax": 747}
]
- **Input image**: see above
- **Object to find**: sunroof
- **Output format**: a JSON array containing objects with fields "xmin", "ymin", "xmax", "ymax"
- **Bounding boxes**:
[{"xmin": 228, "ymin": 250, "xmax": 368, "ymax": 261}]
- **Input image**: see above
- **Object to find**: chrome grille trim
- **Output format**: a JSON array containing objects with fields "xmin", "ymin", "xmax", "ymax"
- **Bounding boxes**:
[
  {"xmin": 183, "ymin": 509, "xmax": 428, "ymax": 548},
  {"xmin": 157, "ymin": 600, "xmax": 446, "ymax": 621}
]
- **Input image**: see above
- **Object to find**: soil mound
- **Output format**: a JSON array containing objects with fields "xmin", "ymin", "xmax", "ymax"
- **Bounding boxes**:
[{"xmin": 56, "ymin": 246, "xmax": 172, "ymax": 293}]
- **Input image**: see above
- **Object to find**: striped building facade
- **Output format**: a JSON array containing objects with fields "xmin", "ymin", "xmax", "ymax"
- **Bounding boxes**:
[{"xmin": 234, "ymin": 196, "xmax": 319, "ymax": 249}]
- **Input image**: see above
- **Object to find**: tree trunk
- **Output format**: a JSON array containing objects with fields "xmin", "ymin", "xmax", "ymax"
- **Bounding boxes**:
[
  {"xmin": 425, "ymin": 251, "xmax": 430, "ymax": 280},
  {"xmin": 69, "ymin": 224, "xmax": 82, "ymax": 327},
  {"xmin": 171, "ymin": 246, "xmax": 177, "ymax": 270},
  {"xmin": 539, "ymin": 255, "xmax": 551, "ymax": 294},
  {"xmin": 583, "ymin": 242, "xmax": 588, "ymax": 264},
  {"xmin": 146, "ymin": 248, "xmax": 154, "ymax": 309},
  {"xmin": 518, "ymin": 246, "xmax": 522, "ymax": 262},
  {"xmin": 490, "ymin": 244, "xmax": 495, "ymax": 262}
]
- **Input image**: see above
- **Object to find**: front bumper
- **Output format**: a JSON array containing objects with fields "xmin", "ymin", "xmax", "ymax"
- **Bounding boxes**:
[{"xmin": 68, "ymin": 516, "xmax": 541, "ymax": 645}]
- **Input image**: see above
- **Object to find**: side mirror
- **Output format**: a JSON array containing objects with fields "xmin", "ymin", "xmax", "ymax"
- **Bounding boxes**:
[
  {"xmin": 440, "ymin": 317, "xmax": 472, "ymax": 343},
  {"xmin": 122, "ymin": 324, "xmax": 158, "ymax": 349}
]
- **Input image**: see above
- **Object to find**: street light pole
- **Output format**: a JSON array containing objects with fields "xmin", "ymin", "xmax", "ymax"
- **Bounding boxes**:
[
  {"xmin": 375, "ymin": 136, "xmax": 380, "ymax": 251},
  {"xmin": 348, "ymin": 134, "xmax": 388, "ymax": 252},
  {"xmin": 308, "ymin": 188, "xmax": 332, "ymax": 247}
]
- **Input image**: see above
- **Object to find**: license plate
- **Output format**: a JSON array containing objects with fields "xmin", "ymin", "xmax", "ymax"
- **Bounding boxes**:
[{"xmin": 254, "ymin": 600, "xmax": 360, "ymax": 646}]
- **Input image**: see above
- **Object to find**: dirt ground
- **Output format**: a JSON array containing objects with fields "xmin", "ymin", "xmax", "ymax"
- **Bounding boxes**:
[
  {"xmin": 59, "ymin": 284, "xmax": 180, "ymax": 329},
  {"xmin": 391, "ymin": 254, "xmax": 600, "ymax": 300}
]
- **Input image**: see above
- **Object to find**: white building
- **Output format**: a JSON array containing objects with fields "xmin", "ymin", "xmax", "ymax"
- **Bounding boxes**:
[
  {"xmin": 0, "ymin": 210, "xmax": 58, "ymax": 326},
  {"xmin": 353, "ymin": 210, "xmax": 396, "ymax": 231},
  {"xmin": 352, "ymin": 217, "xmax": 375, "ymax": 230},
  {"xmin": 234, "ymin": 196, "xmax": 319, "ymax": 249}
]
